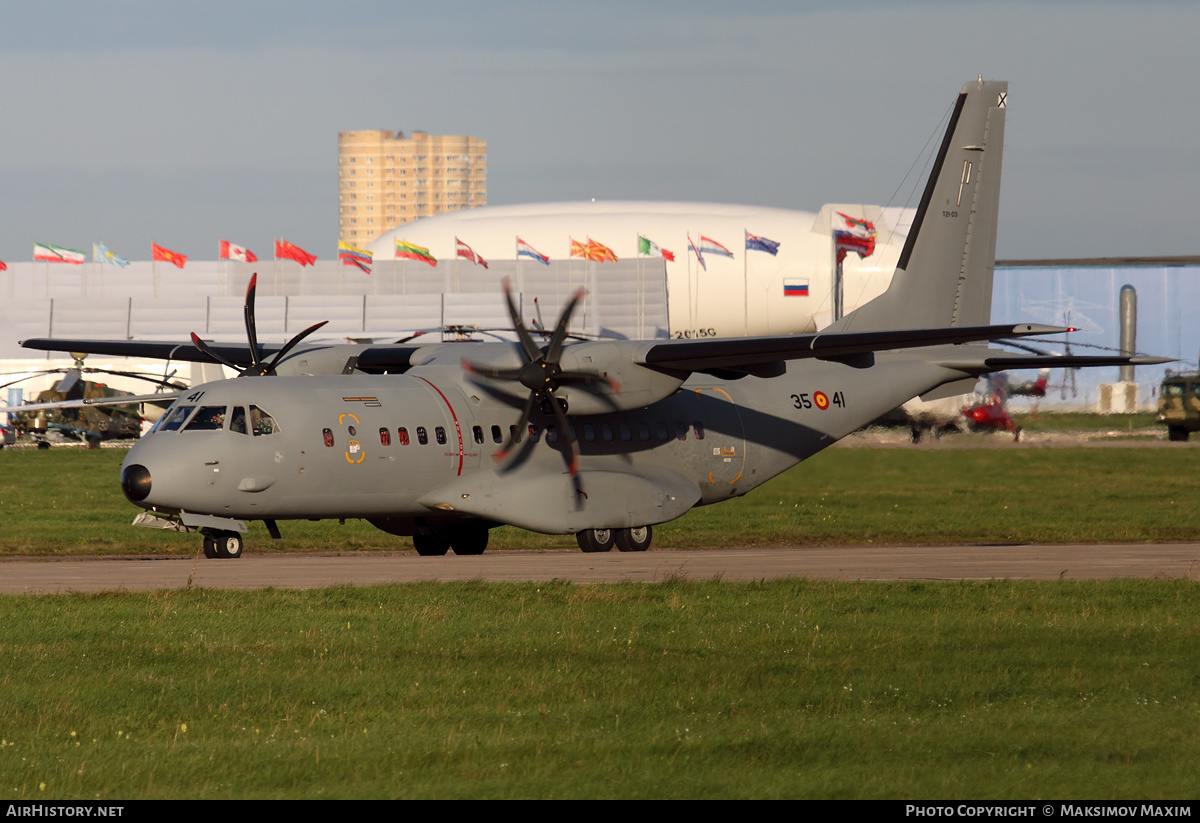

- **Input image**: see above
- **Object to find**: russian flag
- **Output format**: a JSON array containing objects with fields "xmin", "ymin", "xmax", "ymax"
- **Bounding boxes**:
[
  {"xmin": 783, "ymin": 278, "xmax": 809, "ymax": 297},
  {"xmin": 517, "ymin": 237, "xmax": 549, "ymax": 264}
]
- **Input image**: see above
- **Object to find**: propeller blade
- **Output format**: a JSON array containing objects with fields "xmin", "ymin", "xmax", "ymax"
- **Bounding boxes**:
[
  {"xmin": 494, "ymin": 392, "xmax": 537, "ymax": 464},
  {"xmin": 262, "ymin": 320, "xmax": 329, "ymax": 374},
  {"xmin": 557, "ymin": 370, "xmax": 622, "ymax": 395},
  {"xmin": 190, "ymin": 333, "xmax": 244, "ymax": 373},
  {"xmin": 547, "ymin": 394, "xmax": 580, "ymax": 479},
  {"xmin": 244, "ymin": 273, "xmax": 262, "ymax": 368},
  {"xmin": 462, "ymin": 359, "xmax": 525, "ymax": 382},
  {"xmin": 545, "ymin": 288, "xmax": 586, "ymax": 364},
  {"xmin": 501, "ymin": 278, "xmax": 541, "ymax": 362}
]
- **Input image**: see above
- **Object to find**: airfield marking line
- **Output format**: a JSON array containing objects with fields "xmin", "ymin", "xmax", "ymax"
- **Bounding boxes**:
[{"xmin": 1, "ymin": 544, "xmax": 1198, "ymax": 594}]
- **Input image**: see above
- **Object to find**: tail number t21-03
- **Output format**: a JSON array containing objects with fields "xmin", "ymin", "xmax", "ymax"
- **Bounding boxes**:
[{"xmin": 791, "ymin": 391, "xmax": 845, "ymax": 411}]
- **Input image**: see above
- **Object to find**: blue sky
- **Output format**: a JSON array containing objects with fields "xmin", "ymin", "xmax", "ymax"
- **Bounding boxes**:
[{"xmin": 1, "ymin": 1, "xmax": 1195, "ymax": 262}]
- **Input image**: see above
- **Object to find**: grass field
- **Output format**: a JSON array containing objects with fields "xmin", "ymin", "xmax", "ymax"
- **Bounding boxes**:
[
  {"xmin": 3, "ymin": 437, "xmax": 1199, "ymax": 798},
  {"xmin": 2, "ymin": 580, "xmax": 1198, "ymax": 799},
  {"xmin": 1, "ymin": 441, "xmax": 1198, "ymax": 555}
]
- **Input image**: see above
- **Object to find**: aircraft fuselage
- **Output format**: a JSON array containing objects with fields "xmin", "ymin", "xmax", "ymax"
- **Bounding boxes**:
[{"xmin": 120, "ymin": 352, "xmax": 949, "ymax": 536}]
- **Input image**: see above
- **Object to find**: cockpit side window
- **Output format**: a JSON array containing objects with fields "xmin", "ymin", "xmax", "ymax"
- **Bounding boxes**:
[
  {"xmin": 158, "ymin": 405, "xmax": 196, "ymax": 432},
  {"xmin": 230, "ymin": 406, "xmax": 247, "ymax": 435},
  {"xmin": 249, "ymin": 405, "xmax": 279, "ymax": 436},
  {"xmin": 185, "ymin": 406, "xmax": 228, "ymax": 431}
]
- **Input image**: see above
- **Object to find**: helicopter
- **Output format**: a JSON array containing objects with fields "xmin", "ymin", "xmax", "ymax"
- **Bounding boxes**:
[{"xmin": 0, "ymin": 357, "xmax": 186, "ymax": 448}]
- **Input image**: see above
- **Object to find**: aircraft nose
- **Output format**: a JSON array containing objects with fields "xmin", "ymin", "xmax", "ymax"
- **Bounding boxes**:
[{"xmin": 121, "ymin": 463, "xmax": 153, "ymax": 503}]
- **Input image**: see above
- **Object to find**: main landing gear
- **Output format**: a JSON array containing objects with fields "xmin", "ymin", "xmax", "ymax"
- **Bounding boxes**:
[
  {"xmin": 576, "ymin": 526, "xmax": 653, "ymax": 553},
  {"xmin": 412, "ymin": 524, "xmax": 489, "ymax": 556},
  {"xmin": 201, "ymin": 529, "xmax": 244, "ymax": 559}
]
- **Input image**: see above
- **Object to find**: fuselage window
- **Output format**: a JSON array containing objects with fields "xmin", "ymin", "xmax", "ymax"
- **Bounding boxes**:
[
  {"xmin": 583, "ymin": 423, "xmax": 595, "ymax": 442},
  {"xmin": 158, "ymin": 405, "xmax": 195, "ymax": 432},
  {"xmin": 601, "ymin": 423, "xmax": 614, "ymax": 442},
  {"xmin": 490, "ymin": 424, "xmax": 502, "ymax": 444},
  {"xmin": 184, "ymin": 406, "xmax": 227, "ymax": 431},
  {"xmin": 435, "ymin": 426, "xmax": 447, "ymax": 445},
  {"xmin": 230, "ymin": 406, "xmax": 247, "ymax": 435},
  {"xmin": 693, "ymin": 422, "xmax": 705, "ymax": 440},
  {"xmin": 323, "ymin": 428, "xmax": 334, "ymax": 447},
  {"xmin": 472, "ymin": 425, "xmax": 484, "ymax": 445},
  {"xmin": 619, "ymin": 423, "xmax": 632, "ymax": 441},
  {"xmin": 675, "ymin": 422, "xmax": 688, "ymax": 441},
  {"xmin": 379, "ymin": 427, "xmax": 391, "ymax": 446},
  {"xmin": 656, "ymin": 422, "xmax": 669, "ymax": 441},
  {"xmin": 250, "ymin": 406, "xmax": 279, "ymax": 436},
  {"xmin": 638, "ymin": 422, "xmax": 651, "ymax": 441},
  {"xmin": 398, "ymin": 427, "xmax": 410, "ymax": 446},
  {"xmin": 416, "ymin": 426, "xmax": 428, "ymax": 445}
]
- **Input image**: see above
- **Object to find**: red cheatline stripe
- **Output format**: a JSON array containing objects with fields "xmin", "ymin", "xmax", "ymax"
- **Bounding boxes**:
[{"xmin": 414, "ymin": 376, "xmax": 464, "ymax": 476}]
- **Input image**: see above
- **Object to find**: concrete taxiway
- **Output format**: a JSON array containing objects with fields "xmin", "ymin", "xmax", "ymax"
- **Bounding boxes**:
[{"xmin": 1, "ymin": 543, "xmax": 1197, "ymax": 594}]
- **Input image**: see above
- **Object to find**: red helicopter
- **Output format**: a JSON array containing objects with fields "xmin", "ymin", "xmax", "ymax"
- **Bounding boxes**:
[{"xmin": 962, "ymin": 369, "xmax": 1050, "ymax": 440}]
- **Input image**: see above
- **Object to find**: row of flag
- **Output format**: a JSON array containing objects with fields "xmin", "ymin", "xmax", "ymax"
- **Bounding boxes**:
[
  {"xmin": 16, "ymin": 239, "xmax": 320, "ymax": 271},
  {"xmin": 6, "ymin": 216, "xmax": 875, "ymax": 276}
]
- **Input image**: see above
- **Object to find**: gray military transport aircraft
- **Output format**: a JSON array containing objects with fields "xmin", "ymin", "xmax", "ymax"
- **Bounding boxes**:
[{"xmin": 12, "ymin": 79, "xmax": 1166, "ymax": 559}]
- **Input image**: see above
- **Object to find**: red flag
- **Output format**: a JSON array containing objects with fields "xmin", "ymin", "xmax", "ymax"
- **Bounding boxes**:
[
  {"xmin": 219, "ymin": 240, "xmax": 258, "ymax": 262},
  {"xmin": 276, "ymin": 239, "xmax": 317, "ymax": 266},
  {"xmin": 151, "ymin": 243, "xmax": 187, "ymax": 269},
  {"xmin": 455, "ymin": 237, "xmax": 488, "ymax": 269}
]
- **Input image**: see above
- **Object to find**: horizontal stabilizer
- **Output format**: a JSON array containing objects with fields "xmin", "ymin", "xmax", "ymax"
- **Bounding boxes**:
[
  {"xmin": 935, "ymin": 353, "xmax": 1173, "ymax": 375},
  {"xmin": 639, "ymin": 323, "xmax": 1068, "ymax": 373}
]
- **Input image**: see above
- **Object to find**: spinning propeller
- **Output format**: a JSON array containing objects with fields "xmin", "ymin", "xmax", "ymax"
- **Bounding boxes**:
[
  {"xmin": 463, "ymin": 279, "xmax": 618, "ymax": 497},
  {"xmin": 189, "ymin": 273, "xmax": 329, "ymax": 376}
]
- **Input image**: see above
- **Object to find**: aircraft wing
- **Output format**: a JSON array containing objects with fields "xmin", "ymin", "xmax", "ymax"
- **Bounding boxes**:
[
  {"xmin": 0, "ymin": 391, "xmax": 184, "ymax": 415},
  {"xmin": 636, "ymin": 323, "xmax": 1070, "ymax": 372},
  {"xmin": 19, "ymin": 338, "xmax": 271, "ymax": 366}
]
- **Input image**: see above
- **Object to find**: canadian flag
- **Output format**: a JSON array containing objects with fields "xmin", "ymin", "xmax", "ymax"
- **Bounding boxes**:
[{"xmin": 219, "ymin": 240, "xmax": 258, "ymax": 262}]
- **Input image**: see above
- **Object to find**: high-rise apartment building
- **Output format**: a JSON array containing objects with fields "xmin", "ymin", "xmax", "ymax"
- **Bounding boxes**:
[{"xmin": 337, "ymin": 130, "xmax": 487, "ymax": 246}]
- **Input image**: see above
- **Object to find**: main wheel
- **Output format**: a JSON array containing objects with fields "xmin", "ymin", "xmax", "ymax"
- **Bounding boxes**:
[
  {"xmin": 215, "ymin": 531, "xmax": 243, "ymax": 559},
  {"xmin": 449, "ymin": 526, "xmax": 488, "ymax": 556},
  {"xmin": 413, "ymin": 533, "xmax": 450, "ymax": 556},
  {"xmin": 615, "ymin": 525, "xmax": 652, "ymax": 553},
  {"xmin": 202, "ymin": 536, "xmax": 219, "ymax": 559},
  {"xmin": 1168, "ymin": 426, "xmax": 1189, "ymax": 442},
  {"xmin": 576, "ymin": 528, "xmax": 616, "ymax": 553}
]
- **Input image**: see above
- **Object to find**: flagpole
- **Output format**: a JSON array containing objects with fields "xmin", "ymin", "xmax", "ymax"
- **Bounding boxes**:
[{"xmin": 743, "ymin": 229, "xmax": 749, "ymax": 336}]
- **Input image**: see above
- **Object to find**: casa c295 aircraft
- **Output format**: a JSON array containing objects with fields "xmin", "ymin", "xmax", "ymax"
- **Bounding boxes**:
[{"xmin": 14, "ymin": 79, "xmax": 1165, "ymax": 559}]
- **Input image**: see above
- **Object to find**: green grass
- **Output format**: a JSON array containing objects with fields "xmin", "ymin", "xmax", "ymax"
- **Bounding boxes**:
[
  {"xmin": 1010, "ymin": 411, "xmax": 1161, "ymax": 434},
  {"xmin": 1, "ymin": 580, "xmax": 1198, "ymax": 799},
  {"xmin": 2, "ymin": 445, "xmax": 1200, "ymax": 556}
]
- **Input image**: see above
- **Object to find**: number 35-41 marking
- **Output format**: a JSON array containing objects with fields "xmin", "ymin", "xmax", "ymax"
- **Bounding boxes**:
[{"xmin": 791, "ymin": 391, "xmax": 845, "ymax": 410}]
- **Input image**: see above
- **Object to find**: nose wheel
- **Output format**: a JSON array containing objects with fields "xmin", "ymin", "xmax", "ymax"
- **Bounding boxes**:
[{"xmin": 202, "ymin": 530, "xmax": 244, "ymax": 559}]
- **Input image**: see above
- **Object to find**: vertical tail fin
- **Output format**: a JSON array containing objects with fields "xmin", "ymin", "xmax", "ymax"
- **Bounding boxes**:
[{"xmin": 831, "ymin": 78, "xmax": 1007, "ymax": 332}]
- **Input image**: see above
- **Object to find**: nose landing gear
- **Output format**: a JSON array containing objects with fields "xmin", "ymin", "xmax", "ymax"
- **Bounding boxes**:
[{"xmin": 201, "ymin": 529, "xmax": 244, "ymax": 559}]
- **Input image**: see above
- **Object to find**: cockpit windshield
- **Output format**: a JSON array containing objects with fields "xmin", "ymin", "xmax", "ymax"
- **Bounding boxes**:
[
  {"xmin": 149, "ymin": 402, "xmax": 279, "ymax": 435},
  {"xmin": 155, "ymin": 405, "xmax": 195, "ymax": 432},
  {"xmin": 184, "ymin": 406, "xmax": 228, "ymax": 431}
]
